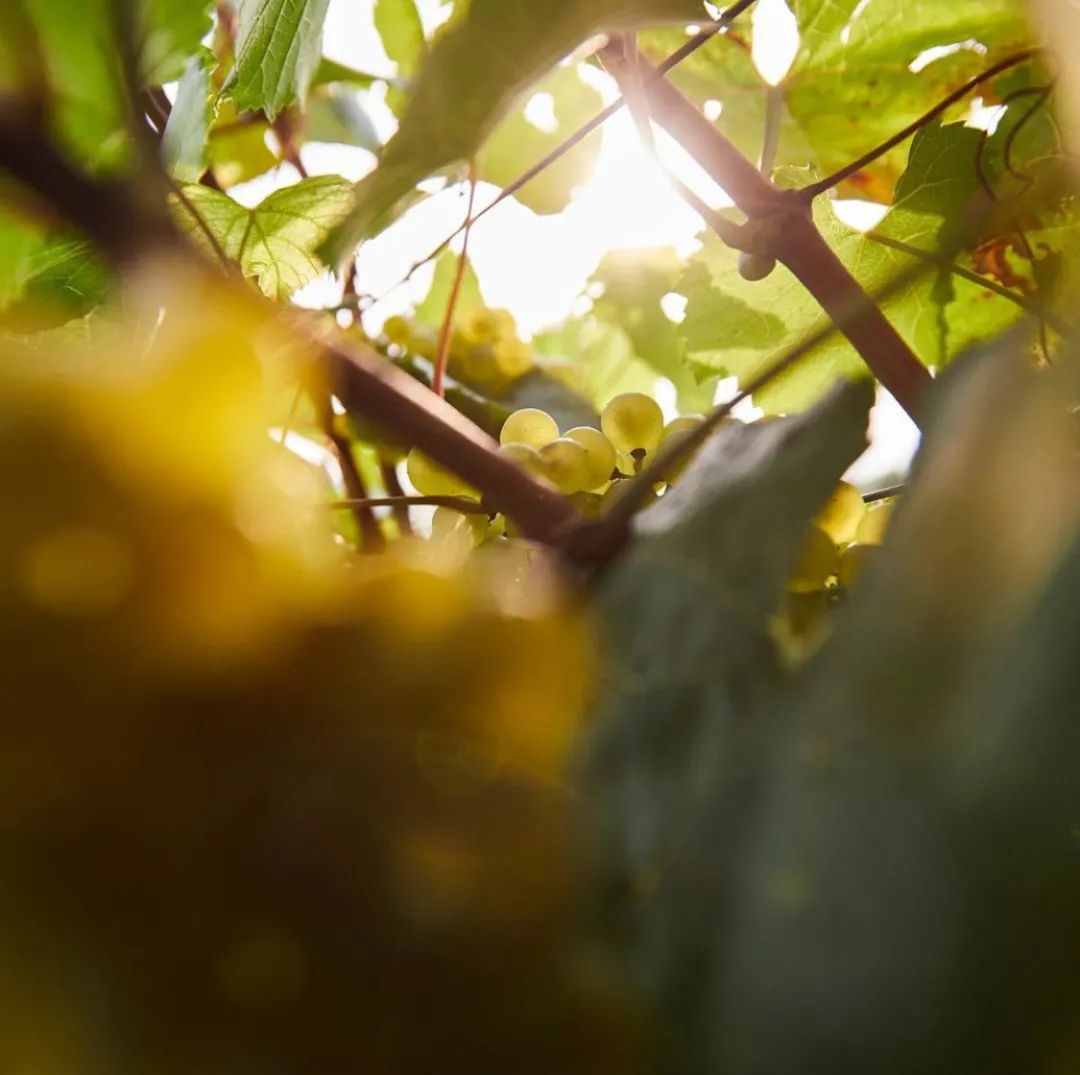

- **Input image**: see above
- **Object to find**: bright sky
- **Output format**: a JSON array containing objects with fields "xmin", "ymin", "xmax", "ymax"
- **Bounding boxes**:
[{"xmin": 249, "ymin": 0, "xmax": 920, "ymax": 487}]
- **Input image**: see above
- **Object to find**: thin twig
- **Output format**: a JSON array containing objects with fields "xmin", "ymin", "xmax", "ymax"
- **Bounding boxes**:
[
  {"xmin": 323, "ymin": 405, "xmax": 385, "ymax": 551},
  {"xmin": 864, "ymin": 229, "xmax": 1074, "ymax": 337},
  {"xmin": 801, "ymin": 49, "xmax": 1042, "ymax": 199},
  {"xmin": 863, "ymin": 483, "xmax": 905, "ymax": 503},
  {"xmin": 379, "ymin": 459, "xmax": 415, "ymax": 535},
  {"xmin": 433, "ymin": 161, "xmax": 477, "ymax": 397}
]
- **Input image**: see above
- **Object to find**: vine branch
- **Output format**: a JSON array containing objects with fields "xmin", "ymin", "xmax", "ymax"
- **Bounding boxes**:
[{"xmin": 607, "ymin": 49, "xmax": 933, "ymax": 423}]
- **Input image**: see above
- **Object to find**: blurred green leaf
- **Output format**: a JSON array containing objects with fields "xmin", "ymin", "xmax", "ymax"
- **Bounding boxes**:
[
  {"xmin": 477, "ymin": 65, "xmax": 604, "ymax": 215},
  {"xmin": 414, "ymin": 247, "xmax": 483, "ymax": 328},
  {"xmin": 322, "ymin": 0, "xmax": 708, "ymax": 260},
  {"xmin": 172, "ymin": 175, "xmax": 355, "ymax": 299},
  {"xmin": 375, "ymin": 0, "xmax": 426, "ymax": 76},
  {"xmin": 228, "ymin": 0, "xmax": 332, "ymax": 118},
  {"xmin": 0, "ymin": 234, "xmax": 108, "ymax": 332},
  {"xmin": 140, "ymin": 0, "xmax": 214, "ymax": 85},
  {"xmin": 163, "ymin": 49, "xmax": 216, "ymax": 182}
]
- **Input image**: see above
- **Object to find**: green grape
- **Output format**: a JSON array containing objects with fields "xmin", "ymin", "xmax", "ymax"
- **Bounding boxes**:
[
  {"xmin": 568, "ymin": 491, "xmax": 604, "ymax": 518},
  {"xmin": 601, "ymin": 392, "xmax": 663, "ymax": 457},
  {"xmin": 839, "ymin": 542, "xmax": 877, "ymax": 588},
  {"xmin": 499, "ymin": 408, "xmax": 558, "ymax": 450},
  {"xmin": 536, "ymin": 437, "xmax": 591, "ymax": 493},
  {"xmin": 460, "ymin": 306, "xmax": 516, "ymax": 345},
  {"xmin": 382, "ymin": 314, "xmax": 411, "ymax": 343},
  {"xmin": 601, "ymin": 476, "xmax": 657, "ymax": 512},
  {"xmin": 855, "ymin": 497, "xmax": 895, "ymax": 545},
  {"xmin": 493, "ymin": 337, "xmax": 533, "ymax": 379},
  {"xmin": 814, "ymin": 480, "xmax": 865, "ymax": 545},
  {"xmin": 788, "ymin": 525, "xmax": 840, "ymax": 594},
  {"xmin": 738, "ymin": 251, "xmax": 776, "ymax": 281},
  {"xmin": 565, "ymin": 426, "xmax": 616, "ymax": 490},
  {"xmin": 657, "ymin": 414, "xmax": 705, "ymax": 482},
  {"xmin": 498, "ymin": 442, "xmax": 544, "ymax": 479},
  {"xmin": 614, "ymin": 450, "xmax": 638, "ymax": 477},
  {"xmin": 406, "ymin": 448, "xmax": 475, "ymax": 497}
]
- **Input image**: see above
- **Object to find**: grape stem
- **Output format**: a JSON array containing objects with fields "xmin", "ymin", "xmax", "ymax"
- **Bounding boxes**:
[
  {"xmin": 432, "ymin": 161, "xmax": 478, "ymax": 398},
  {"xmin": 863, "ymin": 483, "xmax": 905, "ymax": 503}
]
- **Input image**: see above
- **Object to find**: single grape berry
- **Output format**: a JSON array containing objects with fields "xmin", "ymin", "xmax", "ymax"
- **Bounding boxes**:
[
  {"xmin": 537, "ymin": 437, "xmax": 591, "ymax": 493},
  {"xmin": 498, "ymin": 442, "xmax": 544, "ymax": 479},
  {"xmin": 500, "ymin": 408, "xmax": 559, "ymax": 450},
  {"xmin": 814, "ymin": 480, "xmax": 866, "ymax": 545},
  {"xmin": 738, "ymin": 251, "xmax": 776, "ymax": 281},
  {"xmin": 565, "ymin": 426, "xmax": 617, "ymax": 490},
  {"xmin": 601, "ymin": 392, "xmax": 663, "ymax": 457},
  {"xmin": 406, "ymin": 448, "xmax": 474, "ymax": 498},
  {"xmin": 788, "ymin": 525, "xmax": 840, "ymax": 593},
  {"xmin": 657, "ymin": 414, "xmax": 705, "ymax": 482},
  {"xmin": 856, "ymin": 497, "xmax": 895, "ymax": 545}
]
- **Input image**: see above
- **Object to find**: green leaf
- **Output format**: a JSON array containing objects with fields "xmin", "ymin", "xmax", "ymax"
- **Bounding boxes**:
[
  {"xmin": 207, "ymin": 109, "xmax": 279, "ymax": 188},
  {"xmin": 306, "ymin": 89, "xmax": 382, "ymax": 152},
  {"xmin": 534, "ymin": 316, "xmax": 659, "ymax": 407},
  {"xmin": 322, "ymin": 0, "xmax": 707, "ymax": 261},
  {"xmin": 163, "ymin": 49, "xmax": 216, "ymax": 182},
  {"xmin": 12, "ymin": 0, "xmax": 213, "ymax": 170},
  {"xmin": 0, "ymin": 234, "xmax": 109, "ymax": 333},
  {"xmin": 582, "ymin": 384, "xmax": 873, "ymax": 1065},
  {"xmin": 172, "ymin": 175, "xmax": 355, "ymax": 299},
  {"xmin": 698, "ymin": 344, "xmax": 1080, "ymax": 1074},
  {"xmin": 676, "ymin": 110, "xmax": 1074, "ymax": 414},
  {"xmin": 375, "ymin": 0, "xmax": 426, "ymax": 76},
  {"xmin": 140, "ymin": 0, "xmax": 214, "ymax": 85},
  {"xmin": 477, "ymin": 65, "xmax": 604, "ymax": 214},
  {"xmin": 311, "ymin": 56, "xmax": 380, "ymax": 90},
  {"xmin": 414, "ymin": 248, "xmax": 484, "ymax": 329},
  {"xmin": 229, "ymin": 0, "xmax": 333, "ymax": 119},
  {"xmin": 787, "ymin": 0, "xmax": 1035, "ymax": 197}
]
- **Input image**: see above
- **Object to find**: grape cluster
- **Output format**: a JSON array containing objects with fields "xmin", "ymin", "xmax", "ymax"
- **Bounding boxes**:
[
  {"xmin": 405, "ymin": 394, "xmax": 709, "ymax": 556},
  {"xmin": 382, "ymin": 306, "xmax": 534, "ymax": 396},
  {"xmin": 780, "ymin": 482, "xmax": 897, "ymax": 655}
]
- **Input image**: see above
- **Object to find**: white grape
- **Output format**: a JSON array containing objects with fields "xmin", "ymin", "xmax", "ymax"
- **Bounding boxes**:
[
  {"xmin": 500, "ymin": 408, "xmax": 558, "ymax": 449},
  {"xmin": 601, "ymin": 392, "xmax": 663, "ymax": 456},
  {"xmin": 565, "ymin": 426, "xmax": 616, "ymax": 490}
]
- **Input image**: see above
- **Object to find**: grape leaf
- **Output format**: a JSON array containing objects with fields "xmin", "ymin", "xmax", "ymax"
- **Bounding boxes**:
[
  {"xmin": 172, "ymin": 176, "xmax": 355, "ymax": 299},
  {"xmin": 13, "ymin": 0, "xmax": 213, "ymax": 169},
  {"xmin": 676, "ymin": 110, "xmax": 1072, "ymax": 414},
  {"xmin": 375, "ymin": 0, "xmax": 426, "ymax": 76},
  {"xmin": 322, "ymin": 0, "xmax": 708, "ymax": 261},
  {"xmin": 414, "ymin": 248, "xmax": 484, "ymax": 329},
  {"xmin": 228, "ymin": 0, "xmax": 332, "ymax": 119},
  {"xmin": 786, "ymin": 0, "xmax": 1034, "ymax": 195},
  {"xmin": 582, "ymin": 380, "xmax": 873, "ymax": 1069},
  {"xmin": 0, "ymin": 234, "xmax": 108, "ymax": 333},
  {"xmin": 163, "ymin": 49, "xmax": 216, "ymax": 182},
  {"xmin": 140, "ymin": 0, "xmax": 215, "ymax": 85},
  {"xmin": 477, "ymin": 65, "xmax": 604, "ymax": 215},
  {"xmin": 306, "ymin": 89, "xmax": 382, "ymax": 152},
  {"xmin": 698, "ymin": 343, "xmax": 1080, "ymax": 1075}
]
